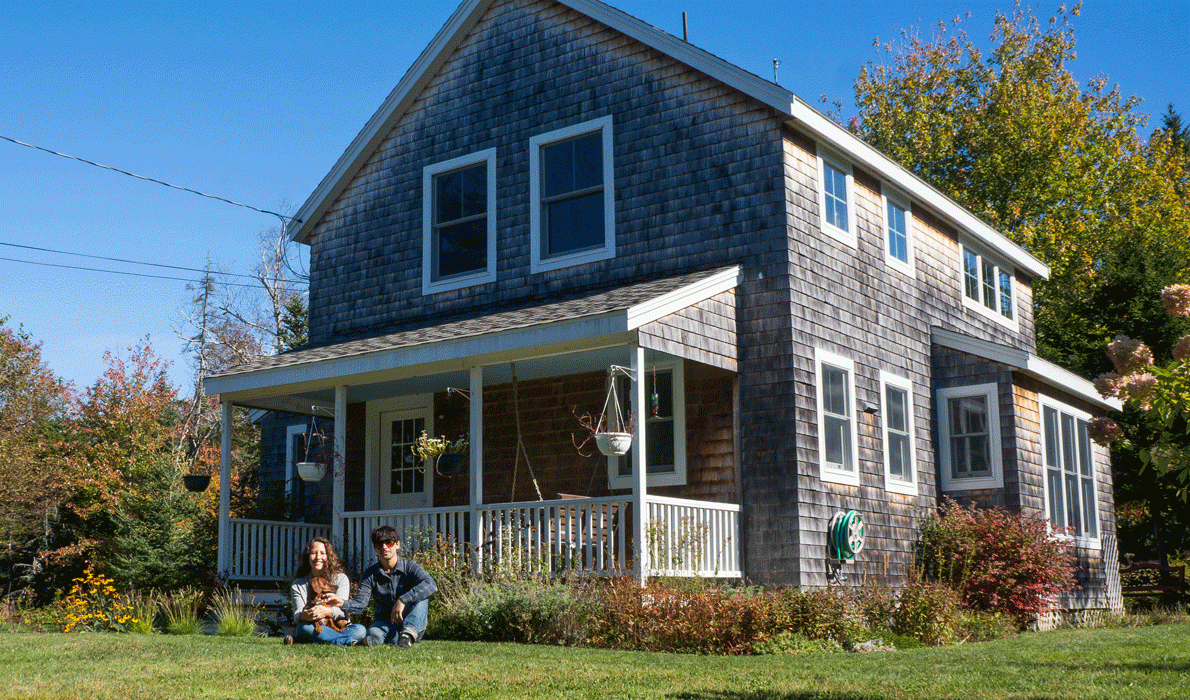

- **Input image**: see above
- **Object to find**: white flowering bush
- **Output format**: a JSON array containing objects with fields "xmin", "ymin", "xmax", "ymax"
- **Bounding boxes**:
[{"xmin": 1091, "ymin": 284, "xmax": 1190, "ymax": 499}]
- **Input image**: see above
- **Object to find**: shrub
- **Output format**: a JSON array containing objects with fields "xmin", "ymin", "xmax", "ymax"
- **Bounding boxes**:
[
  {"xmin": 61, "ymin": 564, "xmax": 136, "ymax": 632},
  {"xmin": 433, "ymin": 578, "xmax": 592, "ymax": 645},
  {"xmin": 125, "ymin": 590, "xmax": 160, "ymax": 634},
  {"xmin": 210, "ymin": 587, "xmax": 260, "ymax": 637},
  {"xmin": 918, "ymin": 500, "xmax": 1077, "ymax": 627},
  {"xmin": 771, "ymin": 587, "xmax": 865, "ymax": 646},
  {"xmin": 161, "ymin": 587, "xmax": 203, "ymax": 635},
  {"xmin": 886, "ymin": 575, "xmax": 964, "ymax": 646},
  {"xmin": 959, "ymin": 610, "xmax": 1017, "ymax": 641}
]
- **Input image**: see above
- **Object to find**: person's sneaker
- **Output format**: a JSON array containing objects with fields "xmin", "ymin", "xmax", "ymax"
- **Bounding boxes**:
[
  {"xmin": 283, "ymin": 635, "xmax": 294, "ymax": 645},
  {"xmin": 358, "ymin": 636, "xmax": 375, "ymax": 647},
  {"xmin": 397, "ymin": 633, "xmax": 414, "ymax": 648}
]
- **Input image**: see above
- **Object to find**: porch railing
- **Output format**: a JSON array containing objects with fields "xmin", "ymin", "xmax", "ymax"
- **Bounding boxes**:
[
  {"xmin": 228, "ymin": 518, "xmax": 331, "ymax": 581},
  {"xmin": 228, "ymin": 496, "xmax": 740, "ymax": 581},
  {"xmin": 645, "ymin": 495, "xmax": 742, "ymax": 577}
]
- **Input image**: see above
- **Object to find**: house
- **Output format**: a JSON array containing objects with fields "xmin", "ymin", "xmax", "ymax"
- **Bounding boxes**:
[{"xmin": 205, "ymin": 0, "xmax": 1123, "ymax": 614}]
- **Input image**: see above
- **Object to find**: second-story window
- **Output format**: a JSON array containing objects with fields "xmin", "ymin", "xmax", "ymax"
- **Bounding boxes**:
[
  {"xmin": 882, "ymin": 190, "xmax": 914, "ymax": 277},
  {"xmin": 817, "ymin": 150, "xmax": 856, "ymax": 247},
  {"xmin": 422, "ymin": 149, "xmax": 497, "ymax": 294},
  {"xmin": 961, "ymin": 243, "xmax": 1015, "ymax": 326},
  {"xmin": 530, "ymin": 116, "xmax": 615, "ymax": 273}
]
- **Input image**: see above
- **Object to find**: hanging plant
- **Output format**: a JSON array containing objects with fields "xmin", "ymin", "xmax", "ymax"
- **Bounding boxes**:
[
  {"xmin": 297, "ymin": 414, "xmax": 336, "ymax": 482},
  {"xmin": 411, "ymin": 431, "xmax": 469, "ymax": 475},
  {"xmin": 573, "ymin": 366, "xmax": 638, "ymax": 457},
  {"xmin": 182, "ymin": 474, "xmax": 211, "ymax": 492}
]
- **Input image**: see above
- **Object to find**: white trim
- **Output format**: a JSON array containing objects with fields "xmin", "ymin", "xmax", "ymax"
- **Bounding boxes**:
[
  {"xmin": 930, "ymin": 328, "xmax": 1122, "ymax": 411},
  {"xmin": 287, "ymin": 0, "xmax": 1048, "ymax": 285},
  {"xmin": 879, "ymin": 371, "xmax": 918, "ymax": 496},
  {"xmin": 624, "ymin": 265, "xmax": 740, "ymax": 328},
  {"xmin": 959, "ymin": 241, "xmax": 1019, "ymax": 332},
  {"xmin": 881, "ymin": 189, "xmax": 915, "ymax": 279},
  {"xmin": 816, "ymin": 149, "xmax": 857, "ymax": 248},
  {"xmin": 814, "ymin": 349, "xmax": 860, "ymax": 487},
  {"xmin": 284, "ymin": 423, "xmax": 306, "ymax": 501},
  {"xmin": 608, "ymin": 358, "xmax": 687, "ymax": 489},
  {"xmin": 422, "ymin": 148, "xmax": 498, "ymax": 295},
  {"xmin": 937, "ymin": 382, "xmax": 1004, "ymax": 491},
  {"xmin": 529, "ymin": 116, "xmax": 616, "ymax": 273},
  {"xmin": 1038, "ymin": 396, "xmax": 1101, "ymax": 549}
]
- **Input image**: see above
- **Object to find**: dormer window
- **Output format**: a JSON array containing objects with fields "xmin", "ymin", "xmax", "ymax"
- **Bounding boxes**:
[
  {"xmin": 422, "ymin": 149, "xmax": 497, "ymax": 294},
  {"xmin": 530, "ymin": 116, "xmax": 615, "ymax": 273},
  {"xmin": 960, "ymin": 242, "xmax": 1015, "ymax": 327}
]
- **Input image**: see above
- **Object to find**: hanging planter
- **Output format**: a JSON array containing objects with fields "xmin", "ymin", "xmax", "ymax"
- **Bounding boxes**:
[
  {"xmin": 183, "ymin": 475, "xmax": 211, "ymax": 492},
  {"xmin": 574, "ymin": 365, "xmax": 637, "ymax": 457},
  {"xmin": 436, "ymin": 452, "xmax": 468, "ymax": 475},
  {"xmin": 412, "ymin": 432, "xmax": 469, "ymax": 476},
  {"xmin": 595, "ymin": 432, "xmax": 633, "ymax": 456},
  {"xmin": 297, "ymin": 461, "xmax": 326, "ymax": 482}
]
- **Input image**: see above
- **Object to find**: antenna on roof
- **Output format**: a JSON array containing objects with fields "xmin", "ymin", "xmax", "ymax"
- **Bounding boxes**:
[
  {"xmin": 773, "ymin": 59, "xmax": 780, "ymax": 85},
  {"xmin": 682, "ymin": 12, "xmax": 688, "ymax": 42}
]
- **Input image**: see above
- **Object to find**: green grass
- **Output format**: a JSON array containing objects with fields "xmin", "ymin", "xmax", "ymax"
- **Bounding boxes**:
[{"xmin": 0, "ymin": 625, "xmax": 1186, "ymax": 699}]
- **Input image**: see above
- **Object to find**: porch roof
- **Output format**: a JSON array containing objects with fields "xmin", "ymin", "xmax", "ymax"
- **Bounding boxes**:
[{"xmin": 205, "ymin": 266, "xmax": 739, "ymax": 406}]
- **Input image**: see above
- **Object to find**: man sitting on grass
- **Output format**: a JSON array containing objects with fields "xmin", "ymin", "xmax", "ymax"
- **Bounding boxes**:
[{"xmin": 325, "ymin": 525, "xmax": 437, "ymax": 647}]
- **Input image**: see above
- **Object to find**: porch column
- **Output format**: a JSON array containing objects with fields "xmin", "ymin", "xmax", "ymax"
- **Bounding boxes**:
[
  {"xmin": 332, "ymin": 385, "xmax": 347, "ymax": 550},
  {"xmin": 217, "ymin": 399, "xmax": 232, "ymax": 577},
  {"xmin": 630, "ymin": 344, "xmax": 649, "ymax": 583},
  {"xmin": 469, "ymin": 365, "xmax": 483, "ymax": 570}
]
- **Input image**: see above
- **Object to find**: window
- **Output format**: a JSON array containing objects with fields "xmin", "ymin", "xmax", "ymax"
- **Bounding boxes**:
[
  {"xmin": 937, "ymin": 383, "xmax": 1003, "ymax": 490},
  {"xmin": 422, "ymin": 149, "xmax": 497, "ymax": 294},
  {"xmin": 960, "ymin": 242, "xmax": 1015, "ymax": 327},
  {"xmin": 880, "ymin": 372, "xmax": 917, "ymax": 495},
  {"xmin": 817, "ymin": 151, "xmax": 856, "ymax": 247},
  {"xmin": 882, "ymin": 192, "xmax": 914, "ymax": 276},
  {"xmin": 529, "ymin": 116, "xmax": 615, "ymax": 273},
  {"xmin": 1041, "ymin": 401, "xmax": 1099, "ymax": 543},
  {"xmin": 608, "ymin": 360, "xmax": 686, "ymax": 488},
  {"xmin": 815, "ymin": 350, "xmax": 859, "ymax": 486}
]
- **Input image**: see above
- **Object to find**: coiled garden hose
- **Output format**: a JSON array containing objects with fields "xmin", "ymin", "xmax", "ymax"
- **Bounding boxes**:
[{"xmin": 830, "ymin": 510, "xmax": 865, "ymax": 561}]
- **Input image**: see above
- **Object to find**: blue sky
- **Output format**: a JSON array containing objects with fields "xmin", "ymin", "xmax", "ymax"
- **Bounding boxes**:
[{"xmin": 3, "ymin": 0, "xmax": 1187, "ymax": 394}]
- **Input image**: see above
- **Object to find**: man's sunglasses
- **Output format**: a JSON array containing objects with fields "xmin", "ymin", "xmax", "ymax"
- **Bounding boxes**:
[{"xmin": 374, "ymin": 539, "xmax": 398, "ymax": 549}]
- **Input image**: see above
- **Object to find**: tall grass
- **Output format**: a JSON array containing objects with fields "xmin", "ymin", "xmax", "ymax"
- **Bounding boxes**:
[
  {"xmin": 161, "ymin": 587, "xmax": 203, "ymax": 635},
  {"xmin": 210, "ymin": 587, "xmax": 261, "ymax": 637}
]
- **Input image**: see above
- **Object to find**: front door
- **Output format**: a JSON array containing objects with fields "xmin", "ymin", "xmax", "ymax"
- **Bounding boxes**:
[{"xmin": 379, "ymin": 410, "xmax": 432, "ymax": 510}]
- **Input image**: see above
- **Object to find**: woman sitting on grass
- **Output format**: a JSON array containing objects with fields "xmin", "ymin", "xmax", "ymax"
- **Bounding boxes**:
[{"xmin": 286, "ymin": 536, "xmax": 366, "ymax": 645}]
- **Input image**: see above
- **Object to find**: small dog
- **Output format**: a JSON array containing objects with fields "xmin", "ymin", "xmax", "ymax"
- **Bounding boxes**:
[{"xmin": 306, "ymin": 577, "xmax": 349, "ymax": 634}]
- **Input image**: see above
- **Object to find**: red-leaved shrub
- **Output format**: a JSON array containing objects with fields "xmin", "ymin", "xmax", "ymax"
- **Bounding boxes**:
[{"xmin": 917, "ymin": 500, "xmax": 1077, "ymax": 627}]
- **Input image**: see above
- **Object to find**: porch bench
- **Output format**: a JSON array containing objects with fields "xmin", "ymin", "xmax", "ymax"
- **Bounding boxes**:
[{"xmin": 1120, "ymin": 562, "xmax": 1186, "ymax": 601}]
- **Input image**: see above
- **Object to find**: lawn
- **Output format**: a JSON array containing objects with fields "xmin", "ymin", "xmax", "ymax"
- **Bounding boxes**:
[{"xmin": 1, "ymin": 625, "xmax": 1187, "ymax": 700}]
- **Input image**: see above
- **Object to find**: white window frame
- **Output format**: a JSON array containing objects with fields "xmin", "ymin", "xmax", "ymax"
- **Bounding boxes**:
[
  {"xmin": 284, "ymin": 423, "xmax": 306, "ymax": 502},
  {"xmin": 1039, "ymin": 397, "xmax": 1101, "ymax": 547},
  {"xmin": 422, "ymin": 148, "xmax": 498, "ymax": 295},
  {"xmin": 881, "ymin": 189, "xmax": 915, "ymax": 278},
  {"xmin": 529, "ymin": 116, "xmax": 615, "ymax": 273},
  {"xmin": 959, "ymin": 241, "xmax": 1018, "ymax": 330},
  {"xmin": 816, "ymin": 148, "xmax": 857, "ymax": 248},
  {"xmin": 879, "ymin": 371, "xmax": 918, "ymax": 496},
  {"xmin": 937, "ymin": 383, "xmax": 1004, "ymax": 491},
  {"xmin": 608, "ymin": 359, "xmax": 686, "ymax": 489},
  {"xmin": 815, "ymin": 349, "xmax": 860, "ymax": 487}
]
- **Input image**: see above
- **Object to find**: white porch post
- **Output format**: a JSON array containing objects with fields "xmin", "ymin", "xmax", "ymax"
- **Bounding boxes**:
[
  {"xmin": 217, "ymin": 399, "xmax": 232, "ymax": 577},
  {"xmin": 630, "ymin": 344, "xmax": 649, "ymax": 584},
  {"xmin": 469, "ymin": 365, "xmax": 484, "ymax": 570},
  {"xmin": 332, "ymin": 385, "xmax": 347, "ymax": 551}
]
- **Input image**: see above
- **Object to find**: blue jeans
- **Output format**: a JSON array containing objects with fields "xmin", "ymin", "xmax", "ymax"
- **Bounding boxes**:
[
  {"xmin": 366, "ymin": 599, "xmax": 429, "ymax": 645},
  {"xmin": 295, "ymin": 620, "xmax": 366, "ymax": 646}
]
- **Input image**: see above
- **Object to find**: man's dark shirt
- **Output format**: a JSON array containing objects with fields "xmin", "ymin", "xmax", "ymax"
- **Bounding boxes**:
[{"xmin": 342, "ymin": 557, "xmax": 437, "ymax": 617}]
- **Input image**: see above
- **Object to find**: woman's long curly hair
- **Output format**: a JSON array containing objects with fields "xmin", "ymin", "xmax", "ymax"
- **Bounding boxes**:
[{"xmin": 293, "ymin": 536, "xmax": 344, "ymax": 582}]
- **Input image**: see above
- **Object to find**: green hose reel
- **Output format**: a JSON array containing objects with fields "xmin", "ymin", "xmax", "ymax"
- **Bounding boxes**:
[{"xmin": 829, "ymin": 510, "xmax": 865, "ymax": 561}]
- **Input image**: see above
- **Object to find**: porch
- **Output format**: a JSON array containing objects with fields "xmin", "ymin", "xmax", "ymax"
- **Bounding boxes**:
[
  {"xmin": 227, "ymin": 494, "xmax": 741, "ymax": 581},
  {"xmin": 206, "ymin": 267, "xmax": 744, "ymax": 584}
]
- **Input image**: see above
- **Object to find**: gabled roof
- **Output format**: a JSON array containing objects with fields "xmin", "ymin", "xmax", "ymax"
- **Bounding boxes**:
[
  {"xmin": 288, "ymin": 0, "xmax": 1049, "ymax": 280},
  {"xmin": 205, "ymin": 265, "xmax": 739, "ymax": 397}
]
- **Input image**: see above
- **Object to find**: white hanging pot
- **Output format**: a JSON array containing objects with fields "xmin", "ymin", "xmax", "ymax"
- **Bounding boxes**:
[
  {"xmin": 595, "ymin": 432, "xmax": 633, "ymax": 456},
  {"xmin": 297, "ymin": 461, "xmax": 326, "ymax": 482}
]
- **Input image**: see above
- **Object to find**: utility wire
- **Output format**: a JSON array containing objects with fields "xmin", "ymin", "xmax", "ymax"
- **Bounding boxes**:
[
  {"xmin": 0, "ymin": 134, "xmax": 300, "ymax": 224},
  {"xmin": 0, "ymin": 240, "xmax": 268, "ymax": 279},
  {"xmin": 2, "ymin": 255, "xmax": 265, "ymax": 288}
]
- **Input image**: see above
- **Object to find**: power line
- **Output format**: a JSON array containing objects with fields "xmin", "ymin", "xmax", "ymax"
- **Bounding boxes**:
[
  {"xmin": 0, "ymin": 134, "xmax": 300, "ymax": 225},
  {"xmin": 0, "ymin": 240, "xmax": 268, "ymax": 279},
  {"xmin": 1, "ymin": 255, "xmax": 266, "ymax": 288}
]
